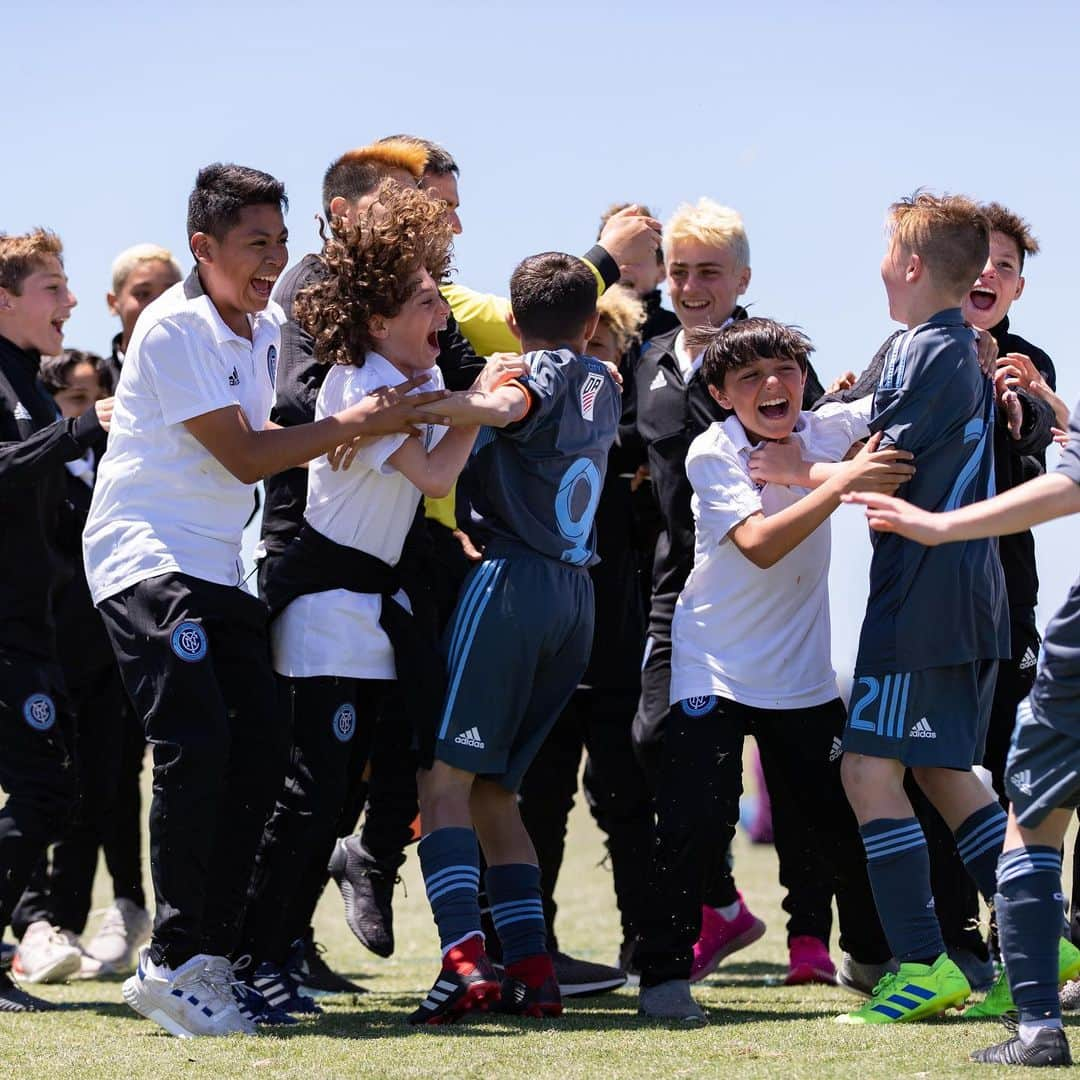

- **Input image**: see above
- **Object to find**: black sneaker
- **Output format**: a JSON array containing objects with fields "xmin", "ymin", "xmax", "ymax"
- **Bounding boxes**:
[
  {"xmin": 328, "ymin": 837, "xmax": 402, "ymax": 958},
  {"xmin": 498, "ymin": 973, "xmax": 563, "ymax": 1018},
  {"xmin": 250, "ymin": 961, "xmax": 323, "ymax": 1017},
  {"xmin": 408, "ymin": 956, "xmax": 501, "ymax": 1025},
  {"xmin": 0, "ymin": 971, "xmax": 54, "ymax": 1012},
  {"xmin": 970, "ymin": 1026, "xmax": 1072, "ymax": 1067},
  {"xmin": 0, "ymin": 943, "xmax": 14, "ymax": 973},
  {"xmin": 232, "ymin": 980, "xmax": 300, "ymax": 1026},
  {"xmin": 552, "ymin": 950, "xmax": 626, "ymax": 997},
  {"xmin": 285, "ymin": 936, "xmax": 367, "ymax": 997}
]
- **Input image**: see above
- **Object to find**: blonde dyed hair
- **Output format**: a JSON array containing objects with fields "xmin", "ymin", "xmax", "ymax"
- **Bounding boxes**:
[
  {"xmin": 596, "ymin": 285, "xmax": 647, "ymax": 355},
  {"xmin": 664, "ymin": 198, "xmax": 749, "ymax": 268},
  {"xmin": 110, "ymin": 243, "xmax": 182, "ymax": 294},
  {"xmin": 0, "ymin": 228, "xmax": 63, "ymax": 294}
]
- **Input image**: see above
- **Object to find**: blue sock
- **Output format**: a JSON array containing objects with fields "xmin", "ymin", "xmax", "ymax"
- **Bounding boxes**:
[
  {"xmin": 996, "ymin": 846, "xmax": 1064, "ymax": 1026},
  {"xmin": 485, "ymin": 863, "xmax": 547, "ymax": 966},
  {"xmin": 860, "ymin": 818, "xmax": 944, "ymax": 964},
  {"xmin": 418, "ymin": 827, "xmax": 482, "ymax": 954},
  {"xmin": 954, "ymin": 802, "xmax": 1007, "ymax": 904}
]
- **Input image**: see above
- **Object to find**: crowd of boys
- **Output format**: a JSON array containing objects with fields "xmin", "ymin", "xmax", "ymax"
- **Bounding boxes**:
[{"xmin": 1, "ymin": 134, "xmax": 1078, "ymax": 1067}]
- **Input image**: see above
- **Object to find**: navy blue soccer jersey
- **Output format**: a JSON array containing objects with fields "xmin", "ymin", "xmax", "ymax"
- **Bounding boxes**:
[
  {"xmin": 855, "ymin": 308, "xmax": 1010, "ymax": 674},
  {"xmin": 464, "ymin": 348, "xmax": 620, "ymax": 567}
]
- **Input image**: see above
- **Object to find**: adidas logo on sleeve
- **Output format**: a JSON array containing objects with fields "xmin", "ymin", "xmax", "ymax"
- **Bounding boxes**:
[
  {"xmin": 909, "ymin": 717, "xmax": 937, "ymax": 739},
  {"xmin": 1010, "ymin": 770, "xmax": 1033, "ymax": 795},
  {"xmin": 454, "ymin": 727, "xmax": 485, "ymax": 749}
]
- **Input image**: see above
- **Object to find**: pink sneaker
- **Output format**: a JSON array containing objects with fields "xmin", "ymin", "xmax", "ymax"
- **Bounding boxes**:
[
  {"xmin": 784, "ymin": 935, "xmax": 836, "ymax": 986},
  {"xmin": 689, "ymin": 895, "xmax": 766, "ymax": 983}
]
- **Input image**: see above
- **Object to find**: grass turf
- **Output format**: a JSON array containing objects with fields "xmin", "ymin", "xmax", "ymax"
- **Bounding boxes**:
[{"xmin": 2, "ymin": 783, "xmax": 1072, "ymax": 1078}]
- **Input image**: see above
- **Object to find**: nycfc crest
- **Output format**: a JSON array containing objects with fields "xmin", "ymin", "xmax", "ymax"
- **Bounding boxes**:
[
  {"xmin": 23, "ymin": 692, "xmax": 56, "ymax": 731},
  {"xmin": 267, "ymin": 343, "xmax": 278, "ymax": 386},
  {"xmin": 333, "ymin": 703, "xmax": 357, "ymax": 743},
  {"xmin": 170, "ymin": 621, "xmax": 208, "ymax": 662},
  {"xmin": 682, "ymin": 695, "xmax": 716, "ymax": 717}
]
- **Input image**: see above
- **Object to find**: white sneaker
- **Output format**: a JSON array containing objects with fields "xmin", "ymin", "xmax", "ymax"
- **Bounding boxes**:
[
  {"xmin": 52, "ymin": 929, "xmax": 104, "ymax": 980},
  {"xmin": 84, "ymin": 899, "xmax": 153, "ymax": 972},
  {"xmin": 122, "ymin": 950, "xmax": 255, "ymax": 1038},
  {"xmin": 12, "ymin": 922, "xmax": 82, "ymax": 984}
]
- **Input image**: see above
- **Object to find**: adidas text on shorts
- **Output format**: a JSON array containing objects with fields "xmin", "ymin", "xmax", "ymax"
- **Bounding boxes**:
[
  {"xmin": 841, "ymin": 660, "xmax": 997, "ymax": 769},
  {"xmin": 1006, "ymin": 698, "xmax": 1080, "ymax": 828}
]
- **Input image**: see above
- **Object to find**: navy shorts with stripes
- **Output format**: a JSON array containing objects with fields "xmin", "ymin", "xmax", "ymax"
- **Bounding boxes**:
[
  {"xmin": 433, "ymin": 540, "xmax": 594, "ymax": 791},
  {"xmin": 841, "ymin": 660, "xmax": 997, "ymax": 769},
  {"xmin": 1006, "ymin": 698, "xmax": 1080, "ymax": 828}
]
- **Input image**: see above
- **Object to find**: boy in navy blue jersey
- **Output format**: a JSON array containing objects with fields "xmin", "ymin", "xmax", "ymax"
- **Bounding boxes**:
[
  {"xmin": 849, "ymin": 402, "xmax": 1080, "ymax": 1066},
  {"xmin": 410, "ymin": 253, "xmax": 621, "ymax": 1025},
  {"xmin": 835, "ymin": 193, "xmax": 1022, "ymax": 1024}
]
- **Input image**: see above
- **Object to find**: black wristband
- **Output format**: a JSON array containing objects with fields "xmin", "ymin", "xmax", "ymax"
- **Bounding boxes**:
[{"xmin": 584, "ymin": 244, "xmax": 621, "ymax": 291}]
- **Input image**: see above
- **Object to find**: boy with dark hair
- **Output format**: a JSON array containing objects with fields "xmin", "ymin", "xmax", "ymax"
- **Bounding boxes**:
[
  {"xmin": 0, "ymin": 230, "xmax": 110, "ymax": 1011},
  {"xmin": 834, "ymin": 192, "xmax": 1033, "ymax": 1025},
  {"xmin": 410, "ymin": 252, "xmax": 621, "ymax": 1024},
  {"xmin": 634, "ymin": 317, "xmax": 903, "ymax": 1022},
  {"xmin": 9, "ymin": 349, "xmax": 143, "ymax": 983},
  {"xmin": 847, "ymin": 413, "xmax": 1080, "ymax": 1064},
  {"xmin": 83, "ymin": 162, "xmax": 449, "ymax": 1037}
]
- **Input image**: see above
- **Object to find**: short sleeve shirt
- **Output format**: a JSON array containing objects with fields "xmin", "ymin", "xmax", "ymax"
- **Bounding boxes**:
[
  {"xmin": 855, "ymin": 309, "xmax": 1010, "ymax": 674},
  {"xmin": 83, "ymin": 271, "xmax": 283, "ymax": 604},
  {"xmin": 464, "ymin": 348, "xmax": 620, "ymax": 566},
  {"xmin": 670, "ymin": 398, "xmax": 871, "ymax": 709},
  {"xmin": 1029, "ymin": 400, "xmax": 1080, "ymax": 733},
  {"xmin": 271, "ymin": 354, "xmax": 446, "ymax": 679}
]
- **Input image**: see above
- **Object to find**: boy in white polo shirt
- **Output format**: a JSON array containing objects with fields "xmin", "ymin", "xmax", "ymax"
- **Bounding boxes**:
[
  {"xmin": 635, "ymin": 317, "xmax": 913, "ymax": 1023},
  {"xmin": 238, "ymin": 182, "xmax": 530, "ymax": 1007},
  {"xmin": 83, "ymin": 163, "xmax": 451, "ymax": 1039}
]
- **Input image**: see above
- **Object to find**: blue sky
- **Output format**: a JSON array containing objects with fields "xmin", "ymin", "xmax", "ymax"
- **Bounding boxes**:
[{"xmin": 5, "ymin": 0, "xmax": 1079, "ymax": 671}]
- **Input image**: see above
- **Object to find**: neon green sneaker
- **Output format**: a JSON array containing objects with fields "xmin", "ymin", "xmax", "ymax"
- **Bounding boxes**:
[
  {"xmin": 963, "ymin": 937, "xmax": 1080, "ymax": 1019},
  {"xmin": 835, "ymin": 954, "xmax": 970, "ymax": 1024}
]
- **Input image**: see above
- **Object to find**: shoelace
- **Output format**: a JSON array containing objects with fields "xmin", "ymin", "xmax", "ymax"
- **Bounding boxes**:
[
  {"xmin": 360, "ymin": 866, "xmax": 406, "ymax": 898},
  {"xmin": 202, "ymin": 957, "xmax": 250, "ymax": 1013},
  {"xmin": 88, "ymin": 906, "xmax": 127, "ymax": 938},
  {"xmin": 173, "ymin": 960, "xmax": 236, "ymax": 1016}
]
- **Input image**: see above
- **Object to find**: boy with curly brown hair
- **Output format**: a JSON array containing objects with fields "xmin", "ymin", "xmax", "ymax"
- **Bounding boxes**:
[{"xmin": 237, "ymin": 181, "xmax": 532, "ymax": 1012}]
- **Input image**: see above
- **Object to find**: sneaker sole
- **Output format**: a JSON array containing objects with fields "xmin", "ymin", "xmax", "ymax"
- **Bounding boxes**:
[
  {"xmin": 689, "ymin": 918, "xmax": 767, "ymax": 984},
  {"xmin": 559, "ymin": 975, "xmax": 627, "ymax": 998},
  {"xmin": 123, "ymin": 977, "xmax": 196, "ymax": 1039},
  {"xmin": 784, "ymin": 965, "xmax": 837, "ymax": 986},
  {"xmin": 13, "ymin": 950, "xmax": 82, "ymax": 985},
  {"xmin": 637, "ymin": 1006, "xmax": 708, "ymax": 1026}
]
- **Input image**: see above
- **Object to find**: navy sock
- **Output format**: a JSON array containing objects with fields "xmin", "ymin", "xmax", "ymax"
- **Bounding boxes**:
[
  {"xmin": 419, "ymin": 827, "xmax": 482, "ymax": 954},
  {"xmin": 996, "ymin": 846, "xmax": 1063, "ymax": 1025},
  {"xmin": 954, "ymin": 802, "xmax": 1007, "ymax": 904},
  {"xmin": 485, "ymin": 863, "xmax": 546, "ymax": 966},
  {"xmin": 860, "ymin": 818, "xmax": 944, "ymax": 964}
]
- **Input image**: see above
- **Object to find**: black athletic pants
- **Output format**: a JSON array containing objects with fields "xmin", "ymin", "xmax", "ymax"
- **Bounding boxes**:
[
  {"xmin": 0, "ymin": 655, "xmax": 78, "ymax": 936},
  {"xmin": 98, "ymin": 573, "xmax": 288, "ymax": 968},
  {"xmin": 635, "ymin": 696, "xmax": 890, "ymax": 986},
  {"xmin": 12, "ymin": 661, "xmax": 145, "ymax": 937},
  {"xmin": 241, "ymin": 675, "xmax": 391, "ymax": 965}
]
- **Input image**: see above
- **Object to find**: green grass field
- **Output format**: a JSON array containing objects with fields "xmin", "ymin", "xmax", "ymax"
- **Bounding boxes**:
[{"xmin": 3, "ymin": 783, "xmax": 1071, "ymax": 1079}]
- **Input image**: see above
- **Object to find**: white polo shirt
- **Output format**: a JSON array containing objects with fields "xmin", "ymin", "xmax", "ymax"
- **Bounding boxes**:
[
  {"xmin": 271, "ymin": 352, "xmax": 446, "ymax": 680},
  {"xmin": 669, "ymin": 398, "xmax": 872, "ymax": 710},
  {"xmin": 83, "ymin": 272, "xmax": 283, "ymax": 604}
]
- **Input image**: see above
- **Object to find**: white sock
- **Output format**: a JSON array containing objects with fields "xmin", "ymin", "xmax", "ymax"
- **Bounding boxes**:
[
  {"xmin": 715, "ymin": 901, "xmax": 741, "ymax": 921},
  {"xmin": 1019, "ymin": 1019, "xmax": 1063, "ymax": 1044}
]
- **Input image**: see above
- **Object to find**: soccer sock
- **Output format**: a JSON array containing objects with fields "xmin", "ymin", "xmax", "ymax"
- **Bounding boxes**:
[
  {"xmin": 485, "ymin": 863, "xmax": 547, "ymax": 969},
  {"xmin": 996, "ymin": 846, "xmax": 1064, "ymax": 1028},
  {"xmin": 860, "ymin": 818, "xmax": 944, "ymax": 965},
  {"xmin": 954, "ymin": 802, "xmax": 1008, "ymax": 904},
  {"xmin": 419, "ymin": 827, "xmax": 483, "ymax": 957}
]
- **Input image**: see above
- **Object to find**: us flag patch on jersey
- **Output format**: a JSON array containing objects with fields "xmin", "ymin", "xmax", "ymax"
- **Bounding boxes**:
[{"xmin": 579, "ymin": 372, "xmax": 605, "ymax": 421}]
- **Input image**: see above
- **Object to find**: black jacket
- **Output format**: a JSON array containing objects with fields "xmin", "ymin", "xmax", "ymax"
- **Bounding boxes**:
[
  {"xmin": 0, "ymin": 334, "xmax": 106, "ymax": 660},
  {"xmin": 633, "ymin": 312, "xmax": 826, "ymax": 606}
]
